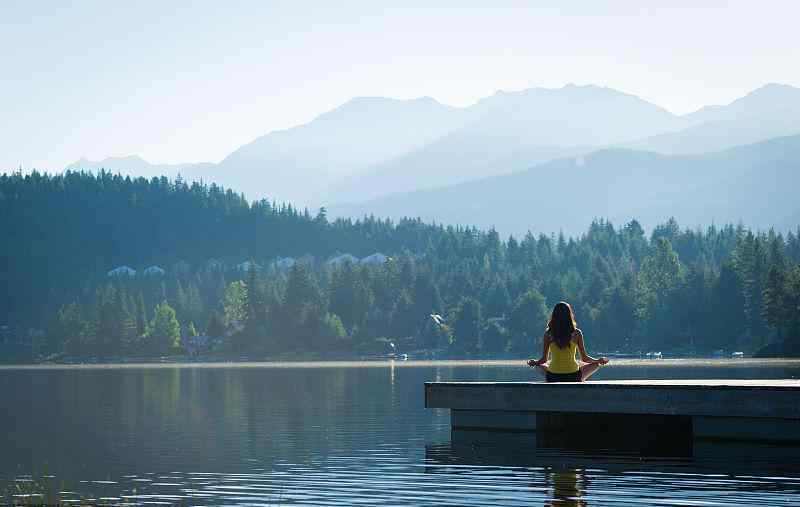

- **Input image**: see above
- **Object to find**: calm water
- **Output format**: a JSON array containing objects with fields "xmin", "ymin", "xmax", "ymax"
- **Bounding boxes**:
[{"xmin": 2, "ymin": 359, "xmax": 800, "ymax": 506}]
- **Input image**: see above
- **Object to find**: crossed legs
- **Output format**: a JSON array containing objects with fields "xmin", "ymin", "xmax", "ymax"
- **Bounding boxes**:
[
  {"xmin": 534, "ymin": 362, "xmax": 602, "ymax": 381},
  {"xmin": 580, "ymin": 362, "xmax": 602, "ymax": 380}
]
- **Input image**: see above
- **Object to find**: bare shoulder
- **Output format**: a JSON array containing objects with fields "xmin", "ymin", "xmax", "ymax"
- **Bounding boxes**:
[
  {"xmin": 543, "ymin": 329, "xmax": 552, "ymax": 342},
  {"xmin": 573, "ymin": 328, "xmax": 584, "ymax": 342}
]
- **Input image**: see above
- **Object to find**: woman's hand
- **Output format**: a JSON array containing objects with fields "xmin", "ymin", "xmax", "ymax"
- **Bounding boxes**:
[
  {"xmin": 595, "ymin": 357, "xmax": 609, "ymax": 365},
  {"xmin": 527, "ymin": 358, "xmax": 541, "ymax": 367}
]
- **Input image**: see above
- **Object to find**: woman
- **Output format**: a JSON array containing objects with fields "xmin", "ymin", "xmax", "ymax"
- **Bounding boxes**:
[{"xmin": 527, "ymin": 301, "xmax": 608, "ymax": 382}]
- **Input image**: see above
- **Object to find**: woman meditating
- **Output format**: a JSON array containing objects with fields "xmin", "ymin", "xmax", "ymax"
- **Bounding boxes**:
[{"xmin": 527, "ymin": 301, "xmax": 608, "ymax": 382}]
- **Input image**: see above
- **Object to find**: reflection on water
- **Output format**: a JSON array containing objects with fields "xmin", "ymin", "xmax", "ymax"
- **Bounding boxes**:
[
  {"xmin": 1, "ymin": 359, "xmax": 799, "ymax": 505},
  {"xmin": 547, "ymin": 469, "xmax": 586, "ymax": 507},
  {"xmin": 427, "ymin": 437, "xmax": 800, "ymax": 506}
]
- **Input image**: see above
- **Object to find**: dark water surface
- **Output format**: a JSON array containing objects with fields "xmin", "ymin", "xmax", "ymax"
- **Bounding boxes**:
[{"xmin": 2, "ymin": 359, "xmax": 800, "ymax": 506}]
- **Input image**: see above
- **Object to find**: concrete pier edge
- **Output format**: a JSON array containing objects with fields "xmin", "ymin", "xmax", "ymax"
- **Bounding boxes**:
[{"xmin": 425, "ymin": 380, "xmax": 800, "ymax": 444}]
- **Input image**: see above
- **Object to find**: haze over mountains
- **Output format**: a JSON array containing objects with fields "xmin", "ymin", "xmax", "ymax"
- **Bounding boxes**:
[
  {"xmin": 335, "ymin": 135, "xmax": 800, "ymax": 237},
  {"xmin": 216, "ymin": 96, "xmax": 469, "ymax": 203},
  {"xmin": 328, "ymin": 84, "xmax": 685, "ymax": 202},
  {"xmin": 64, "ymin": 156, "xmax": 214, "ymax": 181},
  {"xmin": 65, "ymin": 83, "xmax": 800, "ymax": 235},
  {"xmin": 629, "ymin": 83, "xmax": 800, "ymax": 154}
]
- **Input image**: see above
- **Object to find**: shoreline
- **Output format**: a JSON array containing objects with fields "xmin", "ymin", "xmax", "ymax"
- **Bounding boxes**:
[{"xmin": 2, "ymin": 357, "xmax": 800, "ymax": 370}]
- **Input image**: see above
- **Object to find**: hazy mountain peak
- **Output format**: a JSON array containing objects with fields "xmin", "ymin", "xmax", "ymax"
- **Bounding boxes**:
[
  {"xmin": 462, "ymin": 83, "xmax": 683, "ymax": 148},
  {"xmin": 335, "ymin": 95, "xmax": 449, "ymax": 110},
  {"xmin": 684, "ymin": 83, "xmax": 800, "ymax": 125},
  {"xmin": 560, "ymin": 82, "xmax": 605, "ymax": 92},
  {"xmin": 67, "ymin": 154, "xmax": 149, "ymax": 169},
  {"xmin": 733, "ymin": 82, "xmax": 800, "ymax": 109},
  {"xmin": 749, "ymin": 82, "xmax": 798, "ymax": 94},
  {"xmin": 112, "ymin": 154, "xmax": 149, "ymax": 164},
  {"xmin": 477, "ymin": 83, "xmax": 667, "ymax": 110},
  {"xmin": 215, "ymin": 93, "xmax": 471, "ymax": 205}
]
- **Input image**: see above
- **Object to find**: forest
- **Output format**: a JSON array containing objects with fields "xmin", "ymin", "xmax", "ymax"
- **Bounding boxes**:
[{"xmin": 1, "ymin": 170, "xmax": 799, "ymax": 360}]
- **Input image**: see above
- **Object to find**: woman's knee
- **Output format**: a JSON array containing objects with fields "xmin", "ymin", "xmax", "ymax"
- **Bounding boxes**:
[{"xmin": 580, "ymin": 363, "xmax": 600, "ymax": 380}]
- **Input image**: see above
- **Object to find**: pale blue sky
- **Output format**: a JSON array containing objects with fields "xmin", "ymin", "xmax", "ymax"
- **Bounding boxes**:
[{"xmin": 2, "ymin": 0, "xmax": 799, "ymax": 170}]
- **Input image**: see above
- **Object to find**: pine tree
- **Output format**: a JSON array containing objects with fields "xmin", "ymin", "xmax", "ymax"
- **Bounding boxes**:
[
  {"xmin": 207, "ymin": 311, "xmax": 225, "ymax": 341},
  {"xmin": 222, "ymin": 281, "xmax": 247, "ymax": 328},
  {"xmin": 57, "ymin": 302, "xmax": 85, "ymax": 356},
  {"xmin": 454, "ymin": 297, "xmax": 483, "ymax": 354},
  {"xmin": 762, "ymin": 263, "xmax": 787, "ymax": 336},
  {"xmin": 635, "ymin": 237, "xmax": 684, "ymax": 340},
  {"xmin": 482, "ymin": 319, "xmax": 509, "ymax": 353},
  {"xmin": 707, "ymin": 262, "xmax": 746, "ymax": 351},
  {"xmin": 390, "ymin": 289, "xmax": 416, "ymax": 338},
  {"xmin": 148, "ymin": 301, "xmax": 181, "ymax": 354},
  {"xmin": 319, "ymin": 313, "xmax": 347, "ymax": 343},
  {"xmin": 787, "ymin": 229, "xmax": 800, "ymax": 263},
  {"xmin": 245, "ymin": 262, "xmax": 266, "ymax": 328},
  {"xmin": 283, "ymin": 262, "xmax": 324, "ymax": 347},
  {"xmin": 507, "ymin": 289, "xmax": 548, "ymax": 353},
  {"xmin": 735, "ymin": 233, "xmax": 767, "ymax": 340},
  {"xmin": 485, "ymin": 280, "xmax": 511, "ymax": 318},
  {"xmin": 594, "ymin": 285, "xmax": 635, "ymax": 352},
  {"xmin": 135, "ymin": 292, "xmax": 148, "ymax": 339},
  {"xmin": 186, "ymin": 282, "xmax": 204, "ymax": 326},
  {"xmin": 173, "ymin": 279, "xmax": 188, "ymax": 317},
  {"xmin": 187, "ymin": 321, "xmax": 198, "ymax": 338},
  {"xmin": 785, "ymin": 266, "xmax": 800, "ymax": 349},
  {"xmin": 116, "ymin": 291, "xmax": 137, "ymax": 352},
  {"xmin": 681, "ymin": 263, "xmax": 710, "ymax": 349}
]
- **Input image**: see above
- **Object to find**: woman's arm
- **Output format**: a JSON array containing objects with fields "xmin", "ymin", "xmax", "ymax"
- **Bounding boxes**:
[
  {"xmin": 527, "ymin": 332, "xmax": 551, "ymax": 367},
  {"xmin": 575, "ymin": 329, "xmax": 608, "ymax": 365}
]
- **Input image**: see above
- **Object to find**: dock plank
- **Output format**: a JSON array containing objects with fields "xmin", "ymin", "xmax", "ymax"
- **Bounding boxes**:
[{"xmin": 425, "ymin": 380, "xmax": 800, "ymax": 419}]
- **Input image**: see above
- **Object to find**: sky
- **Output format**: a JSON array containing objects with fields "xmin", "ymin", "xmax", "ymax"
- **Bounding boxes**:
[{"xmin": 2, "ymin": 0, "xmax": 799, "ymax": 171}]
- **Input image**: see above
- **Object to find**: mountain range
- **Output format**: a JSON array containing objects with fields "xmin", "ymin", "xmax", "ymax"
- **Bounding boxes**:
[
  {"xmin": 333, "ymin": 135, "xmax": 800, "ymax": 237},
  {"xmin": 64, "ymin": 83, "xmax": 800, "ymax": 235}
]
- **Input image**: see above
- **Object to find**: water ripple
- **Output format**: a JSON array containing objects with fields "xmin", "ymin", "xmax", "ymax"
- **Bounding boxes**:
[{"xmin": 2, "ymin": 362, "xmax": 800, "ymax": 505}]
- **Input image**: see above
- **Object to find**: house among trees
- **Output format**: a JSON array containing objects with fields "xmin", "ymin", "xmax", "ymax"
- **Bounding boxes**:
[
  {"xmin": 327, "ymin": 253, "xmax": 359, "ymax": 265},
  {"xmin": 204, "ymin": 258, "xmax": 224, "ymax": 272},
  {"xmin": 237, "ymin": 260, "xmax": 262, "ymax": 272},
  {"xmin": 172, "ymin": 260, "xmax": 191, "ymax": 275},
  {"xmin": 360, "ymin": 252, "xmax": 389, "ymax": 265},
  {"xmin": 142, "ymin": 265, "xmax": 166, "ymax": 277},
  {"xmin": 274, "ymin": 256, "xmax": 296, "ymax": 270},
  {"xmin": 185, "ymin": 334, "xmax": 219, "ymax": 355},
  {"xmin": 107, "ymin": 266, "xmax": 136, "ymax": 277}
]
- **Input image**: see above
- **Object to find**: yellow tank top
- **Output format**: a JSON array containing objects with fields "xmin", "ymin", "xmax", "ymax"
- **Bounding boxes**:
[{"xmin": 548, "ymin": 335, "xmax": 579, "ymax": 374}]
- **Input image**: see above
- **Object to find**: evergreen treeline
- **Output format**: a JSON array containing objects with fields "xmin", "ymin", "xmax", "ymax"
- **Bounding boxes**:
[{"xmin": 2, "ymin": 170, "xmax": 800, "ymax": 359}]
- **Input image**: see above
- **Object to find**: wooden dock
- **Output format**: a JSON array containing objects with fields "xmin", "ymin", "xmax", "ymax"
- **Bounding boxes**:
[{"xmin": 425, "ymin": 380, "xmax": 800, "ymax": 446}]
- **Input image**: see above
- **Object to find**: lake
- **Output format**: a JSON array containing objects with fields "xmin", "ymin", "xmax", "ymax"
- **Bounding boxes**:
[{"xmin": 2, "ymin": 359, "xmax": 800, "ymax": 506}]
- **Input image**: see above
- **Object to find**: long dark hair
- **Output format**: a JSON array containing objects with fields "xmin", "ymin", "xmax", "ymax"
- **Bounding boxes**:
[{"xmin": 547, "ymin": 301, "xmax": 577, "ymax": 348}]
